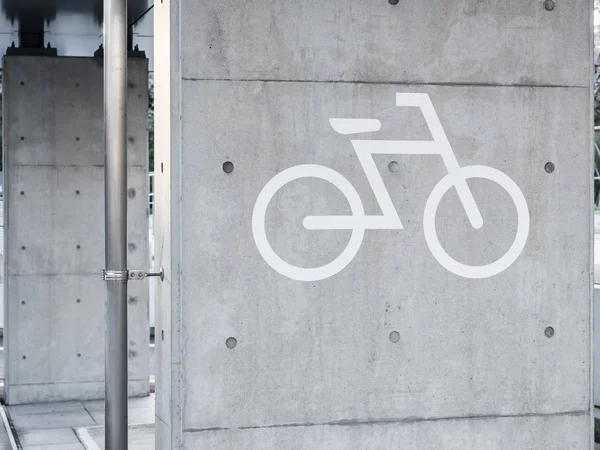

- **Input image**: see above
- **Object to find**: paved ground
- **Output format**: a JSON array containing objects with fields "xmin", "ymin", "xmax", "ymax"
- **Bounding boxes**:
[
  {"xmin": 0, "ymin": 414, "xmax": 11, "ymax": 450},
  {"xmin": 6, "ymin": 395, "xmax": 154, "ymax": 450}
]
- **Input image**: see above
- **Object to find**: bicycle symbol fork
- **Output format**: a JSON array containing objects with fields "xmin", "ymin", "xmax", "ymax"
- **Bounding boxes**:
[{"xmin": 252, "ymin": 93, "xmax": 530, "ymax": 282}]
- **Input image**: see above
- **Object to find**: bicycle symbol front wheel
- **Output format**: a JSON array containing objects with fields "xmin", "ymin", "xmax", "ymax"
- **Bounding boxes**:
[
  {"xmin": 252, "ymin": 164, "xmax": 365, "ymax": 281},
  {"xmin": 423, "ymin": 165, "xmax": 530, "ymax": 279}
]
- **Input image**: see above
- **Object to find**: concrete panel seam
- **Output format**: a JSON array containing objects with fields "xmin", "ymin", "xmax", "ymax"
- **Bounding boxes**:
[
  {"xmin": 182, "ymin": 410, "xmax": 590, "ymax": 433},
  {"xmin": 181, "ymin": 77, "xmax": 588, "ymax": 90},
  {"xmin": 81, "ymin": 401, "xmax": 97, "ymax": 424}
]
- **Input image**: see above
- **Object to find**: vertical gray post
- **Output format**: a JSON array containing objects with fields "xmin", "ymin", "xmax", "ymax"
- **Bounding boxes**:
[{"xmin": 104, "ymin": 0, "xmax": 128, "ymax": 448}]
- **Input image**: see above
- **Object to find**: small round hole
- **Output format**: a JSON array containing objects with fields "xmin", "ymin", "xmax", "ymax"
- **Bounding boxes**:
[
  {"xmin": 544, "ymin": 162, "xmax": 555, "ymax": 173},
  {"xmin": 226, "ymin": 337, "xmax": 237, "ymax": 349},
  {"xmin": 544, "ymin": 326, "xmax": 555, "ymax": 338},
  {"xmin": 75, "ymin": 190, "xmax": 80, "ymax": 195},
  {"xmin": 76, "ymin": 244, "xmax": 81, "ymax": 250},
  {"xmin": 20, "ymin": 81, "xmax": 24, "ymax": 86},
  {"xmin": 388, "ymin": 161, "xmax": 400, "ymax": 173},
  {"xmin": 21, "ymin": 301, "xmax": 25, "ymax": 305},
  {"xmin": 222, "ymin": 161, "xmax": 234, "ymax": 174},
  {"xmin": 22, "ymin": 355, "xmax": 26, "ymax": 360},
  {"xmin": 21, "ymin": 246, "xmax": 26, "ymax": 250},
  {"xmin": 75, "ymin": 137, "xmax": 80, "ymax": 141},
  {"xmin": 76, "ymin": 298, "xmax": 81, "ymax": 303},
  {"xmin": 20, "ymin": 136, "xmax": 24, "ymax": 141},
  {"xmin": 20, "ymin": 191, "xmax": 24, "ymax": 195},
  {"xmin": 543, "ymin": 0, "xmax": 555, "ymax": 11},
  {"xmin": 389, "ymin": 0, "xmax": 399, "ymax": 4},
  {"xmin": 389, "ymin": 331, "xmax": 400, "ymax": 343},
  {"xmin": 77, "ymin": 353, "xmax": 81, "ymax": 357}
]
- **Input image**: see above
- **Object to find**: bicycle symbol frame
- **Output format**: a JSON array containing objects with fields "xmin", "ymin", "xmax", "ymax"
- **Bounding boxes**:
[{"xmin": 252, "ymin": 93, "xmax": 529, "ymax": 281}]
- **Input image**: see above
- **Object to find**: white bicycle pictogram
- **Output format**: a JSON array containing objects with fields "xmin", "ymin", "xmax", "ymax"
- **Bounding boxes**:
[{"xmin": 252, "ymin": 93, "xmax": 529, "ymax": 282}]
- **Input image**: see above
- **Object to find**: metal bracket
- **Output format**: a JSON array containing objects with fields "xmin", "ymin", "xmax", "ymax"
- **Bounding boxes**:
[
  {"xmin": 102, "ymin": 269, "xmax": 129, "ymax": 282},
  {"xmin": 128, "ymin": 267, "xmax": 164, "ymax": 282},
  {"xmin": 102, "ymin": 268, "xmax": 164, "ymax": 282}
]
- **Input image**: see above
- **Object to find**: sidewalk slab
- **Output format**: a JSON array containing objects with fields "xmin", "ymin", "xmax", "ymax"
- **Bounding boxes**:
[{"xmin": 6, "ymin": 395, "xmax": 155, "ymax": 450}]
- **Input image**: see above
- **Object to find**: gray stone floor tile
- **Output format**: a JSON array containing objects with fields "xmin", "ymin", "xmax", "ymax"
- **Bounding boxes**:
[
  {"xmin": 9, "ymin": 402, "xmax": 83, "ymax": 416},
  {"xmin": 19, "ymin": 427, "xmax": 80, "ymax": 446},
  {"xmin": 77, "ymin": 423, "xmax": 154, "ymax": 450},
  {"xmin": 88, "ymin": 406, "xmax": 154, "ymax": 427},
  {"xmin": 83, "ymin": 395, "xmax": 153, "ymax": 412},
  {"xmin": 22, "ymin": 444, "xmax": 84, "ymax": 450},
  {"xmin": 11, "ymin": 410, "xmax": 95, "ymax": 430},
  {"xmin": 10, "ymin": 399, "xmax": 155, "ymax": 449}
]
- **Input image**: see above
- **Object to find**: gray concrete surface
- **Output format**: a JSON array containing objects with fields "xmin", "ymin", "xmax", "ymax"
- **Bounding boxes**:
[
  {"xmin": 3, "ymin": 56, "xmax": 150, "ymax": 404},
  {"xmin": 0, "ymin": 407, "xmax": 12, "ymax": 450},
  {"xmin": 6, "ymin": 395, "xmax": 154, "ymax": 450},
  {"xmin": 155, "ymin": 1, "xmax": 592, "ymax": 448}
]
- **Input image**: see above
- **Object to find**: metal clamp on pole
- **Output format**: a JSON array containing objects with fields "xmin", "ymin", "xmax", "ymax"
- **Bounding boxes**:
[
  {"xmin": 102, "ymin": 268, "xmax": 165, "ymax": 282},
  {"xmin": 101, "ymin": 269, "xmax": 129, "ymax": 282}
]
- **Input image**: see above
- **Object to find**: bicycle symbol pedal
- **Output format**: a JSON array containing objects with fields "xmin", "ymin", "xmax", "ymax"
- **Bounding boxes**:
[{"xmin": 252, "ymin": 93, "xmax": 529, "ymax": 281}]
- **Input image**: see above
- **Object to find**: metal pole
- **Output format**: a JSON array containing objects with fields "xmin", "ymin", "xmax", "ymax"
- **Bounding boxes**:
[{"xmin": 104, "ymin": 0, "xmax": 128, "ymax": 448}]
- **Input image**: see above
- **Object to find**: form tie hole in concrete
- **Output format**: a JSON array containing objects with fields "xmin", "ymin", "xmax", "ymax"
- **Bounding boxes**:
[
  {"xmin": 226, "ymin": 337, "xmax": 238, "ymax": 349},
  {"xmin": 20, "ymin": 191, "xmax": 24, "ymax": 196},
  {"xmin": 76, "ymin": 244, "xmax": 81, "ymax": 250},
  {"xmin": 543, "ymin": 0, "xmax": 555, "ymax": 11},
  {"xmin": 76, "ymin": 298, "xmax": 81, "ymax": 303},
  {"xmin": 128, "ymin": 137, "xmax": 134, "ymax": 143},
  {"xmin": 77, "ymin": 353, "xmax": 81, "ymax": 358},
  {"xmin": 544, "ymin": 162, "xmax": 555, "ymax": 173},
  {"xmin": 75, "ymin": 190, "xmax": 80, "ymax": 195},
  {"xmin": 21, "ymin": 355, "xmax": 26, "ymax": 360},
  {"xmin": 75, "ymin": 137, "xmax": 80, "ymax": 142},
  {"xmin": 544, "ymin": 326, "xmax": 555, "ymax": 338},
  {"xmin": 20, "ymin": 136, "xmax": 24, "ymax": 141},
  {"xmin": 21, "ymin": 246, "xmax": 26, "ymax": 250},
  {"xmin": 75, "ymin": 82, "xmax": 80, "ymax": 87},
  {"xmin": 389, "ymin": 331, "xmax": 400, "ymax": 343},
  {"xmin": 389, "ymin": 0, "xmax": 399, "ymax": 4},
  {"xmin": 20, "ymin": 81, "xmax": 24, "ymax": 86},
  {"xmin": 388, "ymin": 161, "xmax": 400, "ymax": 173},
  {"xmin": 21, "ymin": 301, "xmax": 25, "ymax": 305},
  {"xmin": 223, "ymin": 161, "xmax": 234, "ymax": 174}
]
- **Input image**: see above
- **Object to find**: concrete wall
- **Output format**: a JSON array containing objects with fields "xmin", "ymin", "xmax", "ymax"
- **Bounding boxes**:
[
  {"xmin": 3, "ymin": 56, "xmax": 150, "ymax": 404},
  {"xmin": 155, "ymin": 1, "xmax": 593, "ymax": 448}
]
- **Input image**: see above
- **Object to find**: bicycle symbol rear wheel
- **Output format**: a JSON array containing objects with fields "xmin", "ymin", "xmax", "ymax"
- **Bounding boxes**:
[
  {"xmin": 252, "ymin": 164, "xmax": 365, "ymax": 281},
  {"xmin": 423, "ymin": 165, "xmax": 529, "ymax": 279}
]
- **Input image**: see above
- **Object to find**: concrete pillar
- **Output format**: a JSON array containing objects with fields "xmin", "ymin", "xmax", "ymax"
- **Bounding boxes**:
[
  {"xmin": 3, "ymin": 56, "xmax": 150, "ymax": 404},
  {"xmin": 154, "ymin": 1, "xmax": 593, "ymax": 448}
]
